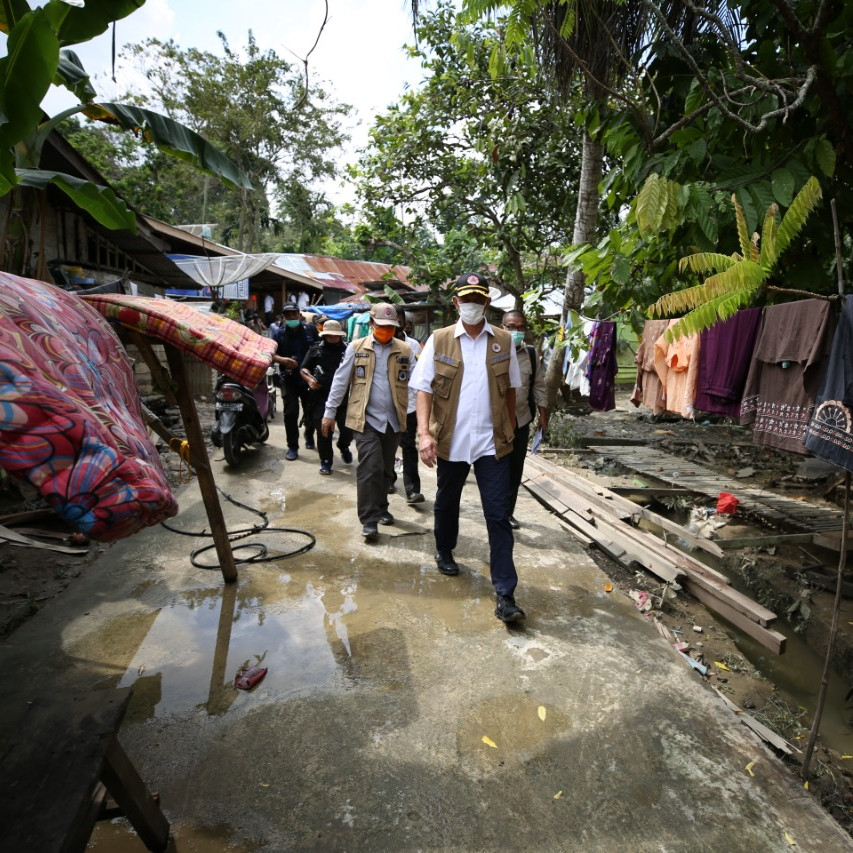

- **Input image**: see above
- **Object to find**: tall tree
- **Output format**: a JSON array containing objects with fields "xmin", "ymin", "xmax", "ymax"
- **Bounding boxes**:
[
  {"xmin": 119, "ymin": 32, "xmax": 350, "ymax": 251},
  {"xmin": 355, "ymin": 2, "xmax": 582, "ymax": 302}
]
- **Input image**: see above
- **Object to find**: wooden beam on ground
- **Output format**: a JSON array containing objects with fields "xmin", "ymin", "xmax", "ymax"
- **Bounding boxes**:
[
  {"xmin": 716, "ymin": 533, "xmax": 816, "ymax": 550},
  {"xmin": 682, "ymin": 579, "xmax": 786, "ymax": 654},
  {"xmin": 164, "ymin": 344, "xmax": 238, "ymax": 583},
  {"xmin": 609, "ymin": 486, "xmax": 694, "ymax": 498}
]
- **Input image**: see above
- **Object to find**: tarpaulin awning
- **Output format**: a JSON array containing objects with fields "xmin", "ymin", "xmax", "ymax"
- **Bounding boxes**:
[{"xmin": 168, "ymin": 253, "xmax": 279, "ymax": 288}]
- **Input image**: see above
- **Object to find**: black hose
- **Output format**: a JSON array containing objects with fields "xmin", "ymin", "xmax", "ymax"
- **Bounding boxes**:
[{"xmin": 160, "ymin": 487, "xmax": 316, "ymax": 569}]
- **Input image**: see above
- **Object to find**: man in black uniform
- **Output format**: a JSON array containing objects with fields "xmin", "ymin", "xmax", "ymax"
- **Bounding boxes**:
[
  {"xmin": 299, "ymin": 319, "xmax": 354, "ymax": 474},
  {"xmin": 274, "ymin": 301, "xmax": 316, "ymax": 459}
]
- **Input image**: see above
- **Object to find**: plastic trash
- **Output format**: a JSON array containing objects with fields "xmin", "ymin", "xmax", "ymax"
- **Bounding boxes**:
[{"xmin": 235, "ymin": 665, "xmax": 268, "ymax": 690}]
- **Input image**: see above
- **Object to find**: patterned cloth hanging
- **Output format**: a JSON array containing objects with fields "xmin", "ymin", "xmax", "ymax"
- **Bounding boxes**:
[
  {"xmin": 804, "ymin": 297, "xmax": 853, "ymax": 471},
  {"xmin": 586, "ymin": 321, "xmax": 618, "ymax": 412},
  {"xmin": 740, "ymin": 298, "xmax": 835, "ymax": 454}
]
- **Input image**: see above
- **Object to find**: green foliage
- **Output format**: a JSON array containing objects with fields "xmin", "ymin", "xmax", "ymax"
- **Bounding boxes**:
[
  {"xmin": 0, "ymin": 0, "xmax": 255, "ymax": 240},
  {"xmin": 650, "ymin": 177, "xmax": 823, "ymax": 341},
  {"xmin": 354, "ymin": 1, "xmax": 581, "ymax": 303},
  {"xmin": 116, "ymin": 33, "xmax": 349, "ymax": 251}
]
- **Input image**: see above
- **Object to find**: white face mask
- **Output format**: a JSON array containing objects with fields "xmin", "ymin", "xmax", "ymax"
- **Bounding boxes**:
[{"xmin": 458, "ymin": 302, "xmax": 486, "ymax": 325}]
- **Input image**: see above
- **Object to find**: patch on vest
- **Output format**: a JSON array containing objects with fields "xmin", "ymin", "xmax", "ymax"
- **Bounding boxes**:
[
  {"xmin": 491, "ymin": 342, "xmax": 502, "ymax": 352},
  {"xmin": 491, "ymin": 353, "xmax": 510, "ymax": 363},
  {"xmin": 397, "ymin": 356, "xmax": 410, "ymax": 364},
  {"xmin": 354, "ymin": 352, "xmax": 370, "ymax": 358},
  {"xmin": 435, "ymin": 353, "xmax": 458, "ymax": 366},
  {"xmin": 356, "ymin": 365, "xmax": 366, "ymax": 378},
  {"xmin": 398, "ymin": 369, "xmax": 409, "ymax": 382}
]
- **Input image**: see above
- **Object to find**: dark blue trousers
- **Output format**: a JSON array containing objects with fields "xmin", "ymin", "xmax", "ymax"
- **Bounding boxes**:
[{"xmin": 434, "ymin": 455, "xmax": 517, "ymax": 596}]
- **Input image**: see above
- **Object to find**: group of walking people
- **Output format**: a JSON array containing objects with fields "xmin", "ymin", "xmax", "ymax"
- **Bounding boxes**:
[{"xmin": 271, "ymin": 273, "xmax": 548, "ymax": 624}]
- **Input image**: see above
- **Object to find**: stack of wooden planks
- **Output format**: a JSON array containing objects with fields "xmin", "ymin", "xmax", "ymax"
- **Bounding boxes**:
[{"xmin": 522, "ymin": 454, "xmax": 786, "ymax": 654}]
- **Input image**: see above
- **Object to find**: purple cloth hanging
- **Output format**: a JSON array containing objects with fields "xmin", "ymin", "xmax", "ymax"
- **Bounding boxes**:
[
  {"xmin": 694, "ymin": 308, "xmax": 762, "ymax": 417},
  {"xmin": 587, "ymin": 321, "xmax": 618, "ymax": 412}
]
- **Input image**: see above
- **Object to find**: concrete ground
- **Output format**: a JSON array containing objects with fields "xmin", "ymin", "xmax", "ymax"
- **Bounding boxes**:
[{"xmin": 0, "ymin": 421, "xmax": 850, "ymax": 852}]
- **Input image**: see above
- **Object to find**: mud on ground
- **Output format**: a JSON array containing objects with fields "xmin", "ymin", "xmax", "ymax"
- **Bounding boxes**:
[{"xmin": 3, "ymin": 391, "xmax": 853, "ymax": 834}]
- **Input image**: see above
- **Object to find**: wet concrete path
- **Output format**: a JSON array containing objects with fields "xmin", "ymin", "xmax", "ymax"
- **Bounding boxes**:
[{"xmin": 0, "ymin": 422, "xmax": 849, "ymax": 851}]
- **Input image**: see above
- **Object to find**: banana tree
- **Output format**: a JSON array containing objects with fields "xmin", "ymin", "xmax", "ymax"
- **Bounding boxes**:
[
  {"xmin": 0, "ymin": 0, "xmax": 250, "ymax": 261},
  {"xmin": 650, "ymin": 176, "xmax": 824, "ymax": 341}
]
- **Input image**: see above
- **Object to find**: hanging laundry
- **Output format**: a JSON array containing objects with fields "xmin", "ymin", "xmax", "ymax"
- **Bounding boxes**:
[
  {"xmin": 694, "ymin": 308, "xmax": 762, "ymax": 418},
  {"xmin": 653, "ymin": 320, "xmax": 701, "ymax": 419},
  {"xmin": 740, "ymin": 298, "xmax": 835, "ymax": 454},
  {"xmin": 631, "ymin": 319, "xmax": 669, "ymax": 415},
  {"xmin": 586, "ymin": 321, "xmax": 618, "ymax": 411},
  {"xmin": 562, "ymin": 319, "xmax": 593, "ymax": 397},
  {"xmin": 804, "ymin": 297, "xmax": 853, "ymax": 471}
]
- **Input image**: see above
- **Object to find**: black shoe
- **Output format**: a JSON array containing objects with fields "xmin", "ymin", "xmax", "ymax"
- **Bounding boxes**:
[
  {"xmin": 339, "ymin": 446, "xmax": 353, "ymax": 464},
  {"xmin": 362, "ymin": 524, "xmax": 378, "ymax": 542},
  {"xmin": 508, "ymin": 515, "xmax": 520, "ymax": 530},
  {"xmin": 305, "ymin": 438, "xmax": 316, "ymax": 451},
  {"xmin": 495, "ymin": 594, "xmax": 525, "ymax": 623},
  {"xmin": 285, "ymin": 448, "xmax": 298, "ymax": 461},
  {"xmin": 387, "ymin": 483, "xmax": 397, "ymax": 494},
  {"xmin": 435, "ymin": 552, "xmax": 459, "ymax": 576},
  {"xmin": 379, "ymin": 511, "xmax": 394, "ymax": 525},
  {"xmin": 319, "ymin": 462, "xmax": 332, "ymax": 475},
  {"xmin": 406, "ymin": 492, "xmax": 425, "ymax": 504}
]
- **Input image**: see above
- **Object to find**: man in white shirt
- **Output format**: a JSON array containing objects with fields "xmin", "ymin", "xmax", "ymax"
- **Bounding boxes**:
[{"xmin": 410, "ymin": 273, "xmax": 525, "ymax": 623}]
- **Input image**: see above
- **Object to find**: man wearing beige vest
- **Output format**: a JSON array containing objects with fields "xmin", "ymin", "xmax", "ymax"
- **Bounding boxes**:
[
  {"xmin": 410, "ymin": 273, "xmax": 525, "ymax": 623},
  {"xmin": 322, "ymin": 303, "xmax": 412, "ymax": 542}
]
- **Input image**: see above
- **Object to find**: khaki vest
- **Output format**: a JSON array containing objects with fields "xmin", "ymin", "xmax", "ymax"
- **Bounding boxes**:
[
  {"xmin": 429, "ymin": 325, "xmax": 515, "ymax": 459},
  {"xmin": 345, "ymin": 334, "xmax": 411, "ymax": 433}
]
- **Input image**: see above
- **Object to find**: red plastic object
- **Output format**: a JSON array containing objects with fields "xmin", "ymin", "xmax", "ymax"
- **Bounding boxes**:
[
  {"xmin": 234, "ymin": 666, "xmax": 268, "ymax": 690},
  {"xmin": 716, "ymin": 492, "xmax": 739, "ymax": 515}
]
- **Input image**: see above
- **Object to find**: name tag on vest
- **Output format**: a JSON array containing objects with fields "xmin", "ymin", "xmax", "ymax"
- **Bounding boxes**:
[
  {"xmin": 491, "ymin": 353, "xmax": 511, "ymax": 364},
  {"xmin": 435, "ymin": 353, "xmax": 458, "ymax": 366},
  {"xmin": 354, "ymin": 352, "xmax": 370, "ymax": 358}
]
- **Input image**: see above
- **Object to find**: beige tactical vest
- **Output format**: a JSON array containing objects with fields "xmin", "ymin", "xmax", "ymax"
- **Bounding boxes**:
[
  {"xmin": 345, "ymin": 334, "xmax": 411, "ymax": 433},
  {"xmin": 428, "ymin": 325, "xmax": 515, "ymax": 459}
]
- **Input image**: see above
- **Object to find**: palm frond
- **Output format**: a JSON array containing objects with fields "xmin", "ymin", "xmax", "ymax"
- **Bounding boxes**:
[
  {"xmin": 733, "ymin": 193, "xmax": 751, "ymax": 259},
  {"xmin": 776, "ymin": 175, "xmax": 822, "ymax": 259},
  {"xmin": 758, "ymin": 204, "xmax": 779, "ymax": 271},
  {"xmin": 678, "ymin": 252, "xmax": 738, "ymax": 275}
]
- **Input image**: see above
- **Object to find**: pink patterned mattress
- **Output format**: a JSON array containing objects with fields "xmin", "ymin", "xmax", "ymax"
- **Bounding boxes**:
[{"xmin": 0, "ymin": 274, "xmax": 178, "ymax": 540}]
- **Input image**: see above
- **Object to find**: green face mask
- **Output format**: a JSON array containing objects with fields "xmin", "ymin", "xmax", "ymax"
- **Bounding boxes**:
[
  {"xmin": 285, "ymin": 319, "xmax": 301, "ymax": 328},
  {"xmin": 510, "ymin": 331, "xmax": 525, "ymax": 347}
]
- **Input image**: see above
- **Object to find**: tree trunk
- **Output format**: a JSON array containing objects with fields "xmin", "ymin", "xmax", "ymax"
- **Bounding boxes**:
[{"xmin": 545, "ymin": 127, "xmax": 604, "ymax": 408}]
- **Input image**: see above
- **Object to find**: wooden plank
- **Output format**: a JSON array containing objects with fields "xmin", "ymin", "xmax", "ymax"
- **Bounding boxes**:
[
  {"xmin": 680, "ymin": 567, "xmax": 776, "ymax": 627},
  {"xmin": 609, "ymin": 487, "xmax": 693, "ymax": 497},
  {"xmin": 682, "ymin": 579, "xmax": 786, "ymax": 654},
  {"xmin": 712, "ymin": 688, "xmax": 797, "ymax": 755},
  {"xmin": 716, "ymin": 533, "xmax": 816, "ymax": 550},
  {"xmin": 0, "ymin": 689, "xmax": 132, "ymax": 852}
]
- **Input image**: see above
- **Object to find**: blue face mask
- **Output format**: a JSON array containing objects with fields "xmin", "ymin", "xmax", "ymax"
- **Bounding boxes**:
[
  {"xmin": 285, "ymin": 319, "xmax": 301, "ymax": 328},
  {"xmin": 510, "ymin": 331, "xmax": 525, "ymax": 347}
]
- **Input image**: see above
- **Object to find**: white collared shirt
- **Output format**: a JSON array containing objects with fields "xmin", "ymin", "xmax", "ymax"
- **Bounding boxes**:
[{"xmin": 410, "ymin": 319, "xmax": 521, "ymax": 463}]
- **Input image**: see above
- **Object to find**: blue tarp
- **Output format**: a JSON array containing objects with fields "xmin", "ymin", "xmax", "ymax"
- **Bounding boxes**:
[{"xmin": 303, "ymin": 305, "xmax": 365, "ymax": 323}]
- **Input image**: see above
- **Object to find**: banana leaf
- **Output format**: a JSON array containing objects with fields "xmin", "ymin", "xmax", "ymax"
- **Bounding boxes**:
[
  {"xmin": 0, "ymin": 8, "xmax": 59, "ymax": 149},
  {"xmin": 55, "ymin": 48, "xmax": 96, "ymax": 102},
  {"xmin": 17, "ymin": 168, "xmax": 137, "ymax": 232},
  {"xmin": 85, "ymin": 102, "xmax": 253, "ymax": 190}
]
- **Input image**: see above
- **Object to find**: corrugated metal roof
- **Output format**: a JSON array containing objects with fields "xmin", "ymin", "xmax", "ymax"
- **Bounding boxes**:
[{"xmin": 273, "ymin": 254, "xmax": 414, "ymax": 294}]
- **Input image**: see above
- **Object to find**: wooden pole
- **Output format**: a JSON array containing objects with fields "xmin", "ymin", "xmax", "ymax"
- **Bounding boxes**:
[
  {"xmin": 802, "ymin": 197, "xmax": 848, "ymax": 777},
  {"xmin": 802, "ymin": 470, "xmax": 850, "ymax": 777},
  {"xmin": 164, "ymin": 344, "xmax": 238, "ymax": 583}
]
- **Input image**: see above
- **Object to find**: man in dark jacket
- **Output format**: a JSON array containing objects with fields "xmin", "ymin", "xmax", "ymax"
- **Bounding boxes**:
[
  {"xmin": 299, "ymin": 319, "xmax": 354, "ymax": 475},
  {"xmin": 274, "ymin": 302, "xmax": 316, "ymax": 459}
]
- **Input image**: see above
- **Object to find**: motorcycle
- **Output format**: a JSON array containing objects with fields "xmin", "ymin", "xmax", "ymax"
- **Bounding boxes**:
[{"xmin": 210, "ymin": 371, "xmax": 276, "ymax": 466}]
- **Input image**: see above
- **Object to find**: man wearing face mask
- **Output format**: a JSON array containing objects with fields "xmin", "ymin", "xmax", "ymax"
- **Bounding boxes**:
[
  {"xmin": 409, "ymin": 273, "xmax": 525, "ymax": 623},
  {"xmin": 322, "ymin": 303, "xmax": 412, "ymax": 542},
  {"xmin": 502, "ymin": 309, "xmax": 549, "ymax": 530},
  {"xmin": 274, "ymin": 302, "xmax": 316, "ymax": 459}
]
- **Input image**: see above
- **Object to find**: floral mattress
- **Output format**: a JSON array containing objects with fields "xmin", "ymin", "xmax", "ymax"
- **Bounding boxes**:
[{"xmin": 0, "ymin": 274, "xmax": 178, "ymax": 540}]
